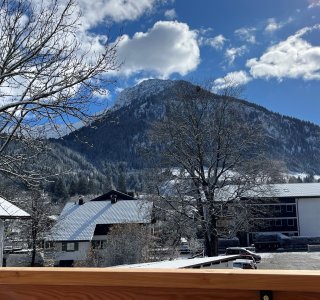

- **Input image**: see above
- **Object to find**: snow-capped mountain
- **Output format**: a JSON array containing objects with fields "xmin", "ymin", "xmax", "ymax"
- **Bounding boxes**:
[
  {"xmin": 60, "ymin": 79, "xmax": 320, "ymax": 173},
  {"xmin": 113, "ymin": 79, "xmax": 175, "ymax": 109}
]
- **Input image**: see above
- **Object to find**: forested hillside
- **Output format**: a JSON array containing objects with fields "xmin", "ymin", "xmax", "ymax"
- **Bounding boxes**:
[{"xmin": 59, "ymin": 79, "xmax": 320, "ymax": 174}]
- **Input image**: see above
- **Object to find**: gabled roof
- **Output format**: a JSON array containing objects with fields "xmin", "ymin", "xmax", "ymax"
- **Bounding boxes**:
[
  {"xmin": 90, "ymin": 190, "xmax": 136, "ymax": 201},
  {"xmin": 0, "ymin": 197, "xmax": 30, "ymax": 219},
  {"xmin": 47, "ymin": 200, "xmax": 152, "ymax": 242}
]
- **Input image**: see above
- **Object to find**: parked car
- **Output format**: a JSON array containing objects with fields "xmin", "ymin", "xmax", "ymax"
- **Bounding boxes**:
[
  {"xmin": 233, "ymin": 259, "xmax": 257, "ymax": 269},
  {"xmin": 179, "ymin": 238, "xmax": 190, "ymax": 254},
  {"xmin": 225, "ymin": 247, "xmax": 261, "ymax": 263}
]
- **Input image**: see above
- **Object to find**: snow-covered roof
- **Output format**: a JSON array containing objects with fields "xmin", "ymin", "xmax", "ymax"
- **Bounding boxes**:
[
  {"xmin": 47, "ymin": 200, "xmax": 152, "ymax": 242},
  {"xmin": 214, "ymin": 183, "xmax": 320, "ymax": 201},
  {"xmin": 115, "ymin": 255, "xmax": 239, "ymax": 269},
  {"xmin": 246, "ymin": 183, "xmax": 320, "ymax": 199},
  {"xmin": 0, "ymin": 197, "xmax": 30, "ymax": 219}
]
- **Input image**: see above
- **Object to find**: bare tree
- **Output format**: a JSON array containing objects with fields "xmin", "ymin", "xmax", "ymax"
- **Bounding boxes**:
[
  {"xmin": 15, "ymin": 190, "xmax": 55, "ymax": 266},
  {"xmin": 148, "ymin": 81, "xmax": 275, "ymax": 256},
  {"xmin": 73, "ymin": 247, "xmax": 102, "ymax": 268},
  {"xmin": 101, "ymin": 224, "xmax": 152, "ymax": 267},
  {"xmin": 0, "ymin": 0, "xmax": 119, "ymax": 186}
]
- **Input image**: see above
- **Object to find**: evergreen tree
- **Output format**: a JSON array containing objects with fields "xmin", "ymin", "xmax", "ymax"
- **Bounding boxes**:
[
  {"xmin": 117, "ymin": 172, "xmax": 127, "ymax": 194},
  {"xmin": 104, "ymin": 176, "xmax": 113, "ymax": 192},
  {"xmin": 78, "ymin": 175, "xmax": 90, "ymax": 195},
  {"xmin": 53, "ymin": 178, "xmax": 69, "ymax": 200},
  {"xmin": 69, "ymin": 180, "xmax": 78, "ymax": 196},
  {"xmin": 288, "ymin": 176, "xmax": 298, "ymax": 183},
  {"xmin": 304, "ymin": 174, "xmax": 315, "ymax": 183}
]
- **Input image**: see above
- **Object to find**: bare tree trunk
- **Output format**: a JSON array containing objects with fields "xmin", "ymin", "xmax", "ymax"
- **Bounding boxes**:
[
  {"xmin": 205, "ymin": 235, "xmax": 219, "ymax": 257},
  {"xmin": 31, "ymin": 224, "xmax": 37, "ymax": 267},
  {"xmin": 204, "ymin": 217, "xmax": 219, "ymax": 257}
]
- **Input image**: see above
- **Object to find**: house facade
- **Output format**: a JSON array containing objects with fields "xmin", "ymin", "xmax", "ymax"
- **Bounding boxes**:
[
  {"xmin": 47, "ymin": 190, "xmax": 152, "ymax": 267},
  {"xmin": 245, "ymin": 183, "xmax": 320, "ymax": 241}
]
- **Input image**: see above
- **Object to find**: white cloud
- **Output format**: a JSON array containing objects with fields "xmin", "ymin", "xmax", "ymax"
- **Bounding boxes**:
[
  {"xmin": 77, "ymin": 0, "xmax": 161, "ymax": 29},
  {"xmin": 30, "ymin": 1, "xmax": 196, "ymax": 81},
  {"xmin": 265, "ymin": 18, "xmax": 282, "ymax": 33},
  {"xmin": 28, "ymin": 0, "xmax": 168, "ymax": 66},
  {"xmin": 115, "ymin": 87, "xmax": 124, "ymax": 94},
  {"xmin": 212, "ymin": 71, "xmax": 252, "ymax": 92},
  {"xmin": 164, "ymin": 8, "xmax": 177, "ymax": 20},
  {"xmin": 200, "ymin": 34, "xmax": 227, "ymax": 50},
  {"xmin": 225, "ymin": 46, "xmax": 247, "ymax": 64},
  {"xmin": 32, "ymin": 0, "xmax": 163, "ymax": 30},
  {"xmin": 265, "ymin": 17, "xmax": 293, "ymax": 33},
  {"xmin": 135, "ymin": 77, "xmax": 156, "ymax": 85},
  {"xmin": 93, "ymin": 89, "xmax": 111, "ymax": 99},
  {"xmin": 308, "ymin": 0, "xmax": 320, "ymax": 9},
  {"xmin": 234, "ymin": 27, "xmax": 256, "ymax": 44},
  {"xmin": 116, "ymin": 21, "xmax": 200, "ymax": 77},
  {"xmin": 247, "ymin": 25, "xmax": 320, "ymax": 80},
  {"xmin": 198, "ymin": 27, "xmax": 214, "ymax": 35}
]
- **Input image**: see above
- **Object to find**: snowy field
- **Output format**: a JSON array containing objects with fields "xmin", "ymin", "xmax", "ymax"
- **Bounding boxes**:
[{"xmin": 258, "ymin": 251, "xmax": 320, "ymax": 270}]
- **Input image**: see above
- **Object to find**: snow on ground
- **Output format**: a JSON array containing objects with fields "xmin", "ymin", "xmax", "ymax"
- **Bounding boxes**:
[
  {"xmin": 287, "ymin": 172, "xmax": 320, "ymax": 181},
  {"xmin": 258, "ymin": 251, "xmax": 320, "ymax": 270},
  {"xmin": 259, "ymin": 253, "xmax": 274, "ymax": 259}
]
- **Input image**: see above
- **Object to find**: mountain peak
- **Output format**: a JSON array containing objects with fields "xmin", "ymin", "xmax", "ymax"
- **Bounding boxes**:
[
  {"xmin": 114, "ymin": 79, "xmax": 175, "ymax": 109},
  {"xmin": 62, "ymin": 79, "xmax": 320, "ymax": 173}
]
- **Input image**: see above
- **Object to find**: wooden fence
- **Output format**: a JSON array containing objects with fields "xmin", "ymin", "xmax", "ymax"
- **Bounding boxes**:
[{"xmin": 0, "ymin": 268, "xmax": 319, "ymax": 299}]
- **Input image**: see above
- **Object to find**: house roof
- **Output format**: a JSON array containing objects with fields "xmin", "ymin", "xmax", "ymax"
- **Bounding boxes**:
[
  {"xmin": 213, "ymin": 183, "xmax": 320, "ymax": 202},
  {"xmin": 115, "ymin": 255, "xmax": 239, "ymax": 269},
  {"xmin": 245, "ymin": 183, "xmax": 320, "ymax": 199},
  {"xmin": 0, "ymin": 197, "xmax": 30, "ymax": 219},
  {"xmin": 47, "ymin": 200, "xmax": 152, "ymax": 242},
  {"xmin": 90, "ymin": 190, "xmax": 136, "ymax": 201}
]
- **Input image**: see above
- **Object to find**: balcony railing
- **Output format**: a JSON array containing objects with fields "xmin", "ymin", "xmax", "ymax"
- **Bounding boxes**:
[{"xmin": 0, "ymin": 268, "xmax": 320, "ymax": 299}]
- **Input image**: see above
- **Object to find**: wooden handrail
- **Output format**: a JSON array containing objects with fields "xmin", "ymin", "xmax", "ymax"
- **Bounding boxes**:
[{"xmin": 0, "ymin": 268, "xmax": 320, "ymax": 299}]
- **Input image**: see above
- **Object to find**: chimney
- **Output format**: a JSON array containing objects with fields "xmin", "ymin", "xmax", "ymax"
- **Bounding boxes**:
[
  {"xmin": 78, "ymin": 197, "xmax": 84, "ymax": 205},
  {"xmin": 110, "ymin": 194, "xmax": 117, "ymax": 204}
]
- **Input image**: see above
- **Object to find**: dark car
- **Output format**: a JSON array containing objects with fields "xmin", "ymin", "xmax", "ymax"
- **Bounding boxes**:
[
  {"xmin": 225, "ymin": 247, "xmax": 261, "ymax": 263},
  {"xmin": 179, "ymin": 238, "xmax": 191, "ymax": 254},
  {"xmin": 233, "ymin": 259, "xmax": 257, "ymax": 269}
]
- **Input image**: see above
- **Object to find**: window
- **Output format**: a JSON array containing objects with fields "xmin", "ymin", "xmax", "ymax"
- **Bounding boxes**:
[
  {"xmin": 92, "ymin": 240, "xmax": 105, "ymax": 249},
  {"xmin": 67, "ymin": 243, "xmax": 75, "ymax": 251},
  {"xmin": 286, "ymin": 205, "xmax": 294, "ymax": 212},
  {"xmin": 274, "ymin": 205, "xmax": 281, "ymax": 213},
  {"xmin": 62, "ymin": 242, "xmax": 78, "ymax": 252},
  {"xmin": 287, "ymin": 219, "xmax": 294, "ymax": 227},
  {"xmin": 275, "ymin": 219, "xmax": 282, "ymax": 227}
]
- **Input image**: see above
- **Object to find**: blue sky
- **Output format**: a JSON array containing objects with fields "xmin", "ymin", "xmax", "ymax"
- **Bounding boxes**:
[{"xmin": 76, "ymin": 0, "xmax": 320, "ymax": 124}]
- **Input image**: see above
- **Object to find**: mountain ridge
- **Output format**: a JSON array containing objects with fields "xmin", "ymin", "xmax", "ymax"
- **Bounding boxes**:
[{"xmin": 59, "ymin": 79, "xmax": 320, "ymax": 173}]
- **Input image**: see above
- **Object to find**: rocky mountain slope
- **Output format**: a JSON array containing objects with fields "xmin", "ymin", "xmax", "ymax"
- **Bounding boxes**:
[{"xmin": 59, "ymin": 79, "xmax": 320, "ymax": 173}]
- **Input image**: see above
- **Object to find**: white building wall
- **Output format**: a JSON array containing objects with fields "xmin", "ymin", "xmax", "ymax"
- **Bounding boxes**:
[
  {"xmin": 54, "ymin": 241, "xmax": 90, "ymax": 262},
  {"xmin": 297, "ymin": 197, "xmax": 320, "ymax": 236}
]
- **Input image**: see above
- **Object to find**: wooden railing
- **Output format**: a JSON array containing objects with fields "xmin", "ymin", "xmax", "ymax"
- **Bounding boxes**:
[{"xmin": 0, "ymin": 268, "xmax": 320, "ymax": 299}]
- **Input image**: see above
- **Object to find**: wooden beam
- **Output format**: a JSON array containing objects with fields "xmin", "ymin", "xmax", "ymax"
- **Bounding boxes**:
[{"xmin": 0, "ymin": 268, "xmax": 319, "ymax": 299}]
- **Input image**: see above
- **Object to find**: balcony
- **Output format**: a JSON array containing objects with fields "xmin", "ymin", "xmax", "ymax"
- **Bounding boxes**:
[{"xmin": 0, "ymin": 268, "xmax": 319, "ymax": 299}]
